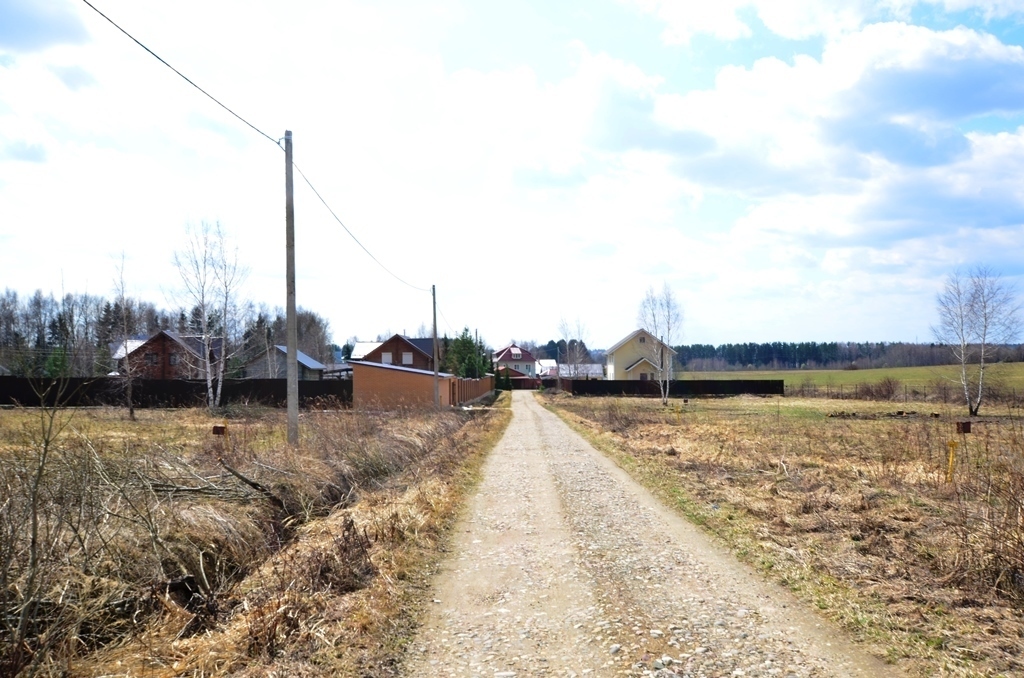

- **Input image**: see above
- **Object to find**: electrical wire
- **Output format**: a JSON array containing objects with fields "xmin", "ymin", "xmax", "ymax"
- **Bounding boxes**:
[
  {"xmin": 292, "ymin": 162, "xmax": 431, "ymax": 293},
  {"xmin": 79, "ymin": 0, "xmax": 280, "ymax": 147},
  {"xmin": 79, "ymin": 0, "xmax": 432, "ymax": 296},
  {"xmin": 437, "ymin": 306, "xmax": 458, "ymax": 336}
]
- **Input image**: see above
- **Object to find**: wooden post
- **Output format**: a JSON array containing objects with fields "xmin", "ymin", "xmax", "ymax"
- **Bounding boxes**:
[
  {"xmin": 432, "ymin": 284, "xmax": 439, "ymax": 409},
  {"xmin": 285, "ymin": 131, "xmax": 299, "ymax": 446}
]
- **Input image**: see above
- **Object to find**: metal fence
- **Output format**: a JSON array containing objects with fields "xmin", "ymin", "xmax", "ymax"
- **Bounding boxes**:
[
  {"xmin": 0, "ymin": 376, "xmax": 352, "ymax": 408},
  {"xmin": 542, "ymin": 379, "xmax": 785, "ymax": 397}
]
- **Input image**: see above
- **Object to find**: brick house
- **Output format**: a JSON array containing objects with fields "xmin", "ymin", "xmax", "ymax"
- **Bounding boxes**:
[
  {"xmin": 352, "ymin": 361, "xmax": 493, "ymax": 409},
  {"xmin": 111, "ymin": 330, "xmax": 222, "ymax": 380},
  {"xmin": 352, "ymin": 362, "xmax": 452, "ymax": 409},
  {"xmin": 362, "ymin": 334, "xmax": 436, "ymax": 371},
  {"xmin": 492, "ymin": 343, "xmax": 537, "ymax": 377}
]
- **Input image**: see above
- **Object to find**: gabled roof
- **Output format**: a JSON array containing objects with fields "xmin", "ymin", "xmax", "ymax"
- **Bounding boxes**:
[
  {"xmin": 350, "ymin": 342, "xmax": 382, "ymax": 360},
  {"xmin": 272, "ymin": 345, "xmax": 325, "ymax": 370},
  {"xmin": 493, "ymin": 343, "xmax": 536, "ymax": 363},
  {"xmin": 606, "ymin": 329, "xmax": 678, "ymax": 356},
  {"xmin": 496, "ymin": 365, "xmax": 529, "ymax": 378},
  {"xmin": 405, "ymin": 337, "xmax": 435, "ymax": 357},
  {"xmin": 112, "ymin": 330, "xmax": 223, "ymax": 360},
  {"xmin": 163, "ymin": 331, "xmax": 224, "ymax": 359},
  {"xmin": 363, "ymin": 335, "xmax": 435, "ymax": 361},
  {"xmin": 110, "ymin": 338, "xmax": 147, "ymax": 360},
  {"xmin": 625, "ymin": 356, "xmax": 658, "ymax": 372},
  {"xmin": 350, "ymin": 360, "xmax": 453, "ymax": 378}
]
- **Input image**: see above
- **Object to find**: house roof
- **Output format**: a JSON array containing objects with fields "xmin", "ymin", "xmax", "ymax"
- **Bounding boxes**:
[
  {"xmin": 496, "ymin": 365, "xmax": 530, "ymax": 378},
  {"xmin": 362, "ymin": 335, "xmax": 435, "ymax": 361},
  {"xmin": 493, "ymin": 344, "xmax": 536, "ymax": 363},
  {"xmin": 350, "ymin": 342, "xmax": 382, "ymax": 360},
  {"xmin": 405, "ymin": 337, "xmax": 435, "ymax": 357},
  {"xmin": 110, "ymin": 330, "xmax": 223, "ymax": 361},
  {"xmin": 625, "ymin": 356, "xmax": 658, "ymax": 373},
  {"xmin": 109, "ymin": 338, "xmax": 147, "ymax": 360},
  {"xmin": 272, "ymin": 345, "xmax": 325, "ymax": 370},
  {"xmin": 164, "ymin": 331, "xmax": 224, "ymax": 359},
  {"xmin": 350, "ymin": 360, "xmax": 453, "ymax": 378},
  {"xmin": 606, "ymin": 329, "xmax": 678, "ymax": 356}
]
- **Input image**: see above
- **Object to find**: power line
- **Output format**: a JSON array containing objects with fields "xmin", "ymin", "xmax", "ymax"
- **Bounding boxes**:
[
  {"xmin": 292, "ymin": 162, "xmax": 431, "ymax": 293},
  {"xmin": 436, "ymin": 306, "xmax": 458, "ymax": 336},
  {"xmin": 79, "ymin": 0, "xmax": 432, "ymax": 295},
  {"xmin": 79, "ymin": 0, "xmax": 280, "ymax": 147}
]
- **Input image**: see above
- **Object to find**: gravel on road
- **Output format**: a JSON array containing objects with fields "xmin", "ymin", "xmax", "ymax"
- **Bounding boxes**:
[{"xmin": 403, "ymin": 391, "xmax": 900, "ymax": 678}]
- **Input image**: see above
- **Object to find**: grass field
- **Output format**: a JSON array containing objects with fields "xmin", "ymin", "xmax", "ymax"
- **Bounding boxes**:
[
  {"xmin": 0, "ymin": 398, "xmax": 512, "ymax": 677},
  {"xmin": 682, "ymin": 362, "xmax": 1024, "ymax": 396},
  {"xmin": 545, "ymin": 393, "xmax": 1024, "ymax": 677}
]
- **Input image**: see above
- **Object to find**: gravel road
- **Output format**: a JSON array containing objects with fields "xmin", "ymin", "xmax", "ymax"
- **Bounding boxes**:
[{"xmin": 403, "ymin": 391, "xmax": 900, "ymax": 677}]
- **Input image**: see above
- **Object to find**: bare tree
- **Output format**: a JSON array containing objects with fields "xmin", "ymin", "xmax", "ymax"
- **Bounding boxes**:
[
  {"xmin": 112, "ymin": 254, "xmax": 138, "ymax": 420},
  {"xmin": 173, "ymin": 222, "xmax": 218, "ymax": 409},
  {"xmin": 173, "ymin": 221, "xmax": 249, "ymax": 410},
  {"xmin": 557, "ymin": 317, "xmax": 590, "ymax": 379},
  {"xmin": 933, "ymin": 266, "xmax": 1020, "ymax": 416},
  {"xmin": 211, "ymin": 227, "xmax": 249, "ymax": 408},
  {"xmin": 637, "ymin": 284, "xmax": 682, "ymax": 405}
]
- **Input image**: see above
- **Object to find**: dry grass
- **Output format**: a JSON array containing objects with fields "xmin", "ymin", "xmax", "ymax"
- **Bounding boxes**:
[
  {"xmin": 543, "ymin": 393, "xmax": 1024, "ymax": 678},
  {"xmin": 0, "ymin": 393, "xmax": 512, "ymax": 677}
]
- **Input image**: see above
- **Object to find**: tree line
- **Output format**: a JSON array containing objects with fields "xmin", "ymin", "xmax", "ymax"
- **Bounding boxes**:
[
  {"xmin": 672, "ymin": 340, "xmax": 1023, "ymax": 371},
  {"xmin": 0, "ymin": 287, "xmax": 333, "ymax": 379}
]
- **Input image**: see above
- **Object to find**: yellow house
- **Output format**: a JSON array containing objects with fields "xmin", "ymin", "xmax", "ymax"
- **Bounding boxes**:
[{"xmin": 605, "ymin": 329, "xmax": 677, "ymax": 381}]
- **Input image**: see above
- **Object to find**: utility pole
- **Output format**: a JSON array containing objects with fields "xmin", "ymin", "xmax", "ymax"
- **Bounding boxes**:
[
  {"xmin": 285, "ymin": 130, "xmax": 299, "ymax": 446},
  {"xmin": 432, "ymin": 284, "xmax": 439, "ymax": 409}
]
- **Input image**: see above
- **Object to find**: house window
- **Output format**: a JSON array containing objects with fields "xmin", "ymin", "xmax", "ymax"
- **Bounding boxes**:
[
  {"xmin": 402, "ymin": 352, "xmax": 413, "ymax": 365},
  {"xmin": 639, "ymin": 336, "xmax": 646, "ymax": 344},
  {"xmin": 640, "ymin": 372, "xmax": 648, "ymax": 381},
  {"xmin": 381, "ymin": 352, "xmax": 393, "ymax": 364},
  {"xmin": 169, "ymin": 353, "xmax": 179, "ymax": 366},
  {"xmin": 511, "ymin": 349, "xmax": 521, "ymax": 359},
  {"xmin": 514, "ymin": 364, "xmax": 519, "ymax": 371},
  {"xmin": 145, "ymin": 353, "xmax": 157, "ymax": 366}
]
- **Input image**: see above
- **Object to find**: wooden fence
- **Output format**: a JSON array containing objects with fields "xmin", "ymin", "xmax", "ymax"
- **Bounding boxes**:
[{"xmin": 450, "ymin": 376, "xmax": 495, "ymax": 405}]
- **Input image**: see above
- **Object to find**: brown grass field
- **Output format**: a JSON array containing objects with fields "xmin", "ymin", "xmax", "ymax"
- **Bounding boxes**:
[
  {"xmin": 0, "ymin": 396, "xmax": 511, "ymax": 677},
  {"xmin": 543, "ymin": 393, "xmax": 1024, "ymax": 677},
  {"xmin": 683, "ymin": 363, "xmax": 1024, "ymax": 405}
]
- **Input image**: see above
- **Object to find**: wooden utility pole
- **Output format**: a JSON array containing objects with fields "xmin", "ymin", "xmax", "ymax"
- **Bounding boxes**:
[
  {"xmin": 285, "ymin": 130, "xmax": 299, "ymax": 446},
  {"xmin": 432, "ymin": 284, "xmax": 439, "ymax": 409}
]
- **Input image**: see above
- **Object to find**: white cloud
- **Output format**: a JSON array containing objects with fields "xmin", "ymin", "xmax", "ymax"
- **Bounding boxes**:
[{"xmin": 628, "ymin": 0, "xmax": 1024, "ymax": 43}]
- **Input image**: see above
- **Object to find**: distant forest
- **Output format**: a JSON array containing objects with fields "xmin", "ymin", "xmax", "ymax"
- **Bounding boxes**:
[
  {"xmin": 0, "ymin": 288, "xmax": 333, "ymax": 378},
  {"xmin": 674, "ymin": 341, "xmax": 1024, "ymax": 371}
]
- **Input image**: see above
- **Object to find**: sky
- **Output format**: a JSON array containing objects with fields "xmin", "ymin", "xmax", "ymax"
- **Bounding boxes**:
[{"xmin": 3, "ymin": 0, "xmax": 1024, "ymax": 350}]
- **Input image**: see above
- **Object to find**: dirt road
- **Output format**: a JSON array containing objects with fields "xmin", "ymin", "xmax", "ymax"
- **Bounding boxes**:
[{"xmin": 403, "ymin": 391, "xmax": 899, "ymax": 677}]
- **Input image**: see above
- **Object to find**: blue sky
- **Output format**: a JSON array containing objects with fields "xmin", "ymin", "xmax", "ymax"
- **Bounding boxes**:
[{"xmin": 2, "ymin": 0, "xmax": 1024, "ymax": 349}]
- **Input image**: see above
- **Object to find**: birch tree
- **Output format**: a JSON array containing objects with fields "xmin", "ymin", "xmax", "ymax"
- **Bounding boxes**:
[
  {"xmin": 557, "ymin": 317, "xmax": 590, "ymax": 379},
  {"xmin": 113, "ymin": 254, "xmax": 138, "ymax": 419},
  {"xmin": 637, "ymin": 284, "xmax": 681, "ymax": 405},
  {"xmin": 173, "ymin": 222, "xmax": 248, "ymax": 410},
  {"xmin": 933, "ymin": 266, "xmax": 1020, "ymax": 416}
]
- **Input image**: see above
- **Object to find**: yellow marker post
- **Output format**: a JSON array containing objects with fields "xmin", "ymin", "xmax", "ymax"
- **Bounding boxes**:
[{"xmin": 946, "ymin": 440, "xmax": 958, "ymax": 483}]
